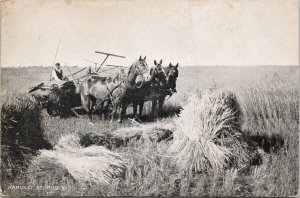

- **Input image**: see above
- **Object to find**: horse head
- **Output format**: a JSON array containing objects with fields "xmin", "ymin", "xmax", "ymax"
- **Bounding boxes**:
[
  {"xmin": 165, "ymin": 63, "xmax": 179, "ymax": 91},
  {"xmin": 147, "ymin": 59, "xmax": 168, "ymax": 87},
  {"xmin": 127, "ymin": 55, "xmax": 149, "ymax": 86}
]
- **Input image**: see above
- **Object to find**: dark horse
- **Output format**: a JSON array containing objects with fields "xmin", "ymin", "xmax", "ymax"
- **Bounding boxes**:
[
  {"xmin": 133, "ymin": 61, "xmax": 179, "ymax": 120},
  {"xmin": 110, "ymin": 56, "xmax": 153, "ymax": 123},
  {"xmin": 79, "ymin": 56, "xmax": 150, "ymax": 122},
  {"xmin": 149, "ymin": 62, "xmax": 179, "ymax": 118}
]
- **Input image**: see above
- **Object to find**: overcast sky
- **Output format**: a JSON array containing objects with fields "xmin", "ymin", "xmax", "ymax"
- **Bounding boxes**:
[{"xmin": 1, "ymin": 0, "xmax": 299, "ymax": 67}]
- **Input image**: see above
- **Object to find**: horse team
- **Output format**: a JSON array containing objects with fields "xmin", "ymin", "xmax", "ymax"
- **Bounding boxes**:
[{"xmin": 79, "ymin": 56, "xmax": 179, "ymax": 123}]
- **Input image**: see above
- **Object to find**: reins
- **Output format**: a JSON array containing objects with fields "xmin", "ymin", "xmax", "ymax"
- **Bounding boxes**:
[
  {"xmin": 132, "ymin": 60, "xmax": 149, "ymax": 89},
  {"xmin": 91, "ymin": 81, "xmax": 122, "ymax": 113}
]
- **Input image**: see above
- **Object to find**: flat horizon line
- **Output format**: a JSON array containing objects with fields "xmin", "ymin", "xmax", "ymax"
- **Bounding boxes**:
[{"xmin": 1, "ymin": 65, "xmax": 299, "ymax": 68}]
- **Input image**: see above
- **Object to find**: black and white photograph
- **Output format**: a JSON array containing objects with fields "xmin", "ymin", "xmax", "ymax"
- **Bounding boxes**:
[{"xmin": 0, "ymin": 0, "xmax": 299, "ymax": 196}]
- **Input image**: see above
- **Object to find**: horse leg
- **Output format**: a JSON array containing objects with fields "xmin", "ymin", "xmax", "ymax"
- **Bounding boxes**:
[
  {"xmin": 118, "ymin": 104, "xmax": 127, "ymax": 123},
  {"xmin": 81, "ymin": 94, "xmax": 92, "ymax": 122},
  {"xmin": 87, "ymin": 97, "xmax": 93, "ymax": 123},
  {"xmin": 107, "ymin": 100, "xmax": 113, "ymax": 119},
  {"xmin": 111, "ymin": 99, "xmax": 119, "ymax": 122},
  {"xmin": 88, "ymin": 96, "xmax": 96, "ymax": 122},
  {"xmin": 138, "ymin": 100, "xmax": 144, "ymax": 118},
  {"xmin": 99, "ymin": 102, "xmax": 104, "ymax": 120},
  {"xmin": 151, "ymin": 99, "xmax": 157, "ymax": 120},
  {"xmin": 133, "ymin": 102, "xmax": 138, "ymax": 118},
  {"xmin": 102, "ymin": 101, "xmax": 109, "ymax": 120},
  {"xmin": 98, "ymin": 99, "xmax": 109, "ymax": 120},
  {"xmin": 158, "ymin": 96, "xmax": 165, "ymax": 117},
  {"xmin": 110, "ymin": 101, "xmax": 115, "ymax": 121}
]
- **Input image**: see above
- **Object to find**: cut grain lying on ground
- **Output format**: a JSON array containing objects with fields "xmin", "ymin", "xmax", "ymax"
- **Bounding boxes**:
[
  {"xmin": 79, "ymin": 121, "xmax": 176, "ymax": 148},
  {"xmin": 29, "ymin": 134, "xmax": 127, "ymax": 185}
]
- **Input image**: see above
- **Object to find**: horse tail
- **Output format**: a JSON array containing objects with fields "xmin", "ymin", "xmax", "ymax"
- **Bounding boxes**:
[
  {"xmin": 80, "ymin": 93, "xmax": 89, "ymax": 112},
  {"xmin": 79, "ymin": 78, "xmax": 92, "ymax": 112}
]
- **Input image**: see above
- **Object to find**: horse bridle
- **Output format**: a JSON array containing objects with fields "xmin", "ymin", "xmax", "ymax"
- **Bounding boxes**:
[
  {"xmin": 161, "ymin": 66, "xmax": 169, "ymax": 82},
  {"xmin": 135, "ymin": 60, "xmax": 149, "ymax": 88},
  {"xmin": 162, "ymin": 66, "xmax": 178, "ymax": 93},
  {"xmin": 135, "ymin": 60, "xmax": 148, "ymax": 75}
]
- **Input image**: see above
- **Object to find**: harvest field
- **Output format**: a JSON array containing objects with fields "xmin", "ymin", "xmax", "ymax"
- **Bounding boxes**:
[{"xmin": 1, "ymin": 65, "xmax": 299, "ymax": 196}]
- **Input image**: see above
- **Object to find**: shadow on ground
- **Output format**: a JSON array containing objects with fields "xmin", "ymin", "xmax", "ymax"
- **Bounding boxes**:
[{"xmin": 249, "ymin": 133, "xmax": 284, "ymax": 154}]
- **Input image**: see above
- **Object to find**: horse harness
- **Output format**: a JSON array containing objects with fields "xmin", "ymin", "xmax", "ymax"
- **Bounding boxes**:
[
  {"xmin": 91, "ymin": 79, "xmax": 124, "ymax": 113},
  {"xmin": 91, "ymin": 64, "xmax": 175, "ymax": 113}
]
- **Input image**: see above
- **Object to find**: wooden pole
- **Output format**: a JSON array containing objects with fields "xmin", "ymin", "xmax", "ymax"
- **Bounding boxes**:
[{"xmin": 49, "ymin": 39, "xmax": 61, "ymax": 81}]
